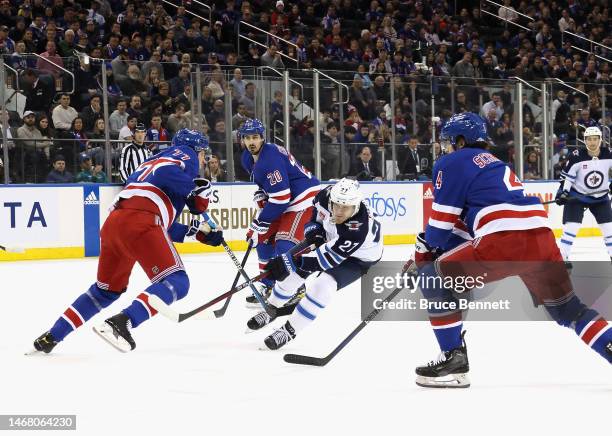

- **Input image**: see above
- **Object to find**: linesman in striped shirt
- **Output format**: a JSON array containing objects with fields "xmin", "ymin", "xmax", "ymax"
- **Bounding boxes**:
[{"xmin": 119, "ymin": 123, "xmax": 151, "ymax": 183}]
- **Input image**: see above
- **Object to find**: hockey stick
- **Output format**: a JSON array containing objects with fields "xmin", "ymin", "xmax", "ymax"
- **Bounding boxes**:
[
  {"xmin": 283, "ymin": 260, "xmax": 417, "ymax": 367},
  {"xmin": 149, "ymin": 240, "xmax": 313, "ymax": 323},
  {"xmin": 0, "ymin": 244, "xmax": 25, "ymax": 253},
  {"xmin": 213, "ymin": 243, "xmax": 253, "ymax": 318},
  {"xmin": 542, "ymin": 189, "xmax": 609, "ymax": 205}
]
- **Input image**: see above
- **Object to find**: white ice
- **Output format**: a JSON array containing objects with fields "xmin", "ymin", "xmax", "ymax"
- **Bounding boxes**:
[{"xmin": 0, "ymin": 238, "xmax": 609, "ymax": 436}]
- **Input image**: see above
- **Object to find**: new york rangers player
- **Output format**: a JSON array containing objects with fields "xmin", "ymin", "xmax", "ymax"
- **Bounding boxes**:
[
  {"xmin": 556, "ymin": 126, "xmax": 612, "ymax": 263},
  {"xmin": 31, "ymin": 129, "xmax": 224, "ymax": 353},
  {"xmin": 240, "ymin": 118, "xmax": 321, "ymax": 306},
  {"xmin": 414, "ymin": 113, "xmax": 611, "ymax": 388},
  {"xmin": 247, "ymin": 178, "xmax": 384, "ymax": 350}
]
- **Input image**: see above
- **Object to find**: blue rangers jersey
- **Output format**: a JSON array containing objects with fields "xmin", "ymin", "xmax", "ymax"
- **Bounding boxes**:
[
  {"xmin": 300, "ymin": 187, "xmax": 383, "ymax": 274},
  {"xmin": 241, "ymin": 143, "xmax": 321, "ymax": 223},
  {"xmin": 560, "ymin": 147, "xmax": 612, "ymax": 204},
  {"xmin": 113, "ymin": 146, "xmax": 206, "ymax": 240},
  {"xmin": 426, "ymin": 147, "xmax": 549, "ymax": 249}
]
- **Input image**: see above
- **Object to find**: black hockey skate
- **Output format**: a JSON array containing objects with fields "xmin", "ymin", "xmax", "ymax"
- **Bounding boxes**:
[
  {"xmin": 415, "ymin": 331, "xmax": 470, "ymax": 388},
  {"xmin": 263, "ymin": 321, "xmax": 296, "ymax": 350},
  {"xmin": 32, "ymin": 331, "xmax": 58, "ymax": 354},
  {"xmin": 93, "ymin": 313, "xmax": 136, "ymax": 353},
  {"xmin": 247, "ymin": 310, "xmax": 277, "ymax": 332},
  {"xmin": 245, "ymin": 284, "xmax": 272, "ymax": 308}
]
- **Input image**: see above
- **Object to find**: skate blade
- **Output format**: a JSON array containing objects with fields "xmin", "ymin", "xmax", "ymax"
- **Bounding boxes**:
[
  {"xmin": 24, "ymin": 348, "xmax": 43, "ymax": 356},
  {"xmin": 92, "ymin": 326, "xmax": 131, "ymax": 353},
  {"xmin": 415, "ymin": 373, "xmax": 470, "ymax": 389}
]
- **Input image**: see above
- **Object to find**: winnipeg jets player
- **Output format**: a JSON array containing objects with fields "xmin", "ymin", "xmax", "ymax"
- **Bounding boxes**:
[
  {"xmin": 556, "ymin": 126, "xmax": 612, "ymax": 262},
  {"xmin": 246, "ymin": 178, "xmax": 383, "ymax": 350}
]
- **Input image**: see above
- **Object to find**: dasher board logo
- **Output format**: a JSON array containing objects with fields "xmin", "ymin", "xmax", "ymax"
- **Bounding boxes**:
[
  {"xmin": 84, "ymin": 191, "xmax": 100, "ymax": 205},
  {"xmin": 423, "ymin": 187, "xmax": 433, "ymax": 199}
]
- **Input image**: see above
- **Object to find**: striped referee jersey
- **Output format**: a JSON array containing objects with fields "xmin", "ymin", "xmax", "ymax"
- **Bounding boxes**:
[{"xmin": 119, "ymin": 141, "xmax": 151, "ymax": 182}]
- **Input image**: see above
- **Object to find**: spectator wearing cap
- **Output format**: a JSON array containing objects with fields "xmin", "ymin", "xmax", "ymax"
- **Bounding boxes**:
[
  {"xmin": 16, "ymin": 110, "xmax": 46, "ymax": 182},
  {"xmin": 46, "ymin": 155, "xmax": 74, "ymax": 183},
  {"xmin": 52, "ymin": 94, "xmax": 79, "ymax": 132},
  {"xmin": 75, "ymin": 153, "xmax": 107, "ymax": 183},
  {"xmin": 119, "ymin": 123, "xmax": 150, "ymax": 183}
]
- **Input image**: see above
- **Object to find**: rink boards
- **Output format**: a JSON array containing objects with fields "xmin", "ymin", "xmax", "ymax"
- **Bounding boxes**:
[{"xmin": 0, "ymin": 181, "xmax": 603, "ymax": 261}]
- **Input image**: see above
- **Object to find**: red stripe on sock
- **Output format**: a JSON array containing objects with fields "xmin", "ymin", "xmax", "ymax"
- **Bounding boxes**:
[
  {"xmin": 64, "ymin": 307, "xmax": 83, "ymax": 328},
  {"xmin": 429, "ymin": 312, "xmax": 462, "ymax": 327},
  {"xmin": 581, "ymin": 318, "xmax": 608, "ymax": 345},
  {"xmin": 137, "ymin": 293, "xmax": 159, "ymax": 317}
]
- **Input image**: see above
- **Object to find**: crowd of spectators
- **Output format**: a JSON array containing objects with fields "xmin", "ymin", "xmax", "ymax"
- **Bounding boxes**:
[{"xmin": 0, "ymin": 0, "xmax": 609, "ymax": 183}]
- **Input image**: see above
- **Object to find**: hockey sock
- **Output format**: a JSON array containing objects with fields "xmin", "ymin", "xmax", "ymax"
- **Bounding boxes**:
[
  {"xmin": 50, "ymin": 284, "xmax": 122, "ymax": 342},
  {"xmin": 123, "ymin": 271, "xmax": 189, "ymax": 328},
  {"xmin": 574, "ymin": 308, "xmax": 612, "ymax": 363},
  {"xmin": 599, "ymin": 222, "xmax": 612, "ymax": 257},
  {"xmin": 430, "ymin": 312, "xmax": 464, "ymax": 352},
  {"xmin": 288, "ymin": 272, "xmax": 336, "ymax": 333},
  {"xmin": 267, "ymin": 271, "xmax": 305, "ymax": 307},
  {"xmin": 559, "ymin": 222, "xmax": 580, "ymax": 260},
  {"xmin": 257, "ymin": 243, "xmax": 276, "ymax": 288},
  {"xmin": 545, "ymin": 294, "xmax": 612, "ymax": 363}
]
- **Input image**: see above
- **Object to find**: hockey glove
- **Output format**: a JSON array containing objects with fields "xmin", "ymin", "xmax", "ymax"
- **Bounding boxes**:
[
  {"xmin": 265, "ymin": 253, "xmax": 301, "ymax": 282},
  {"xmin": 555, "ymin": 190, "xmax": 570, "ymax": 206},
  {"xmin": 304, "ymin": 221, "xmax": 326, "ymax": 247},
  {"xmin": 186, "ymin": 178, "xmax": 212, "ymax": 214},
  {"xmin": 246, "ymin": 218, "xmax": 271, "ymax": 247},
  {"xmin": 253, "ymin": 189, "xmax": 269, "ymax": 210},
  {"xmin": 415, "ymin": 232, "xmax": 437, "ymax": 268},
  {"xmin": 187, "ymin": 218, "xmax": 224, "ymax": 247}
]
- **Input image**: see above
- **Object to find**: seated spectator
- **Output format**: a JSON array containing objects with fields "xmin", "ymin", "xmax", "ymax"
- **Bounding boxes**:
[
  {"xmin": 206, "ymin": 68, "xmax": 226, "ymax": 100},
  {"xmin": 209, "ymin": 119, "xmax": 227, "ymax": 157},
  {"xmin": 75, "ymin": 153, "xmax": 107, "ymax": 183},
  {"xmin": 109, "ymin": 99, "xmax": 129, "ymax": 138},
  {"xmin": 81, "ymin": 94, "xmax": 103, "ymax": 132},
  {"xmin": 401, "ymin": 137, "xmax": 427, "ymax": 180},
  {"xmin": 146, "ymin": 115, "xmax": 170, "ymax": 152},
  {"xmin": 36, "ymin": 40, "xmax": 64, "ymax": 81},
  {"xmin": 52, "ymin": 94, "xmax": 79, "ymax": 133},
  {"xmin": 261, "ymin": 44, "xmax": 284, "ymax": 68},
  {"xmin": 523, "ymin": 150, "xmax": 541, "ymax": 180},
  {"xmin": 481, "ymin": 94, "xmax": 503, "ymax": 121},
  {"xmin": 229, "ymin": 68, "xmax": 246, "ymax": 100},
  {"xmin": 36, "ymin": 114, "xmax": 54, "ymax": 160},
  {"xmin": 239, "ymin": 82, "xmax": 256, "ymax": 118},
  {"xmin": 118, "ymin": 116, "xmax": 137, "ymax": 145},
  {"xmin": 321, "ymin": 122, "xmax": 341, "ymax": 180},
  {"xmin": 150, "ymin": 81, "xmax": 175, "ymax": 115},
  {"xmin": 46, "ymin": 155, "xmax": 74, "ymax": 183},
  {"xmin": 348, "ymin": 146, "xmax": 382, "ymax": 181},
  {"xmin": 203, "ymin": 154, "xmax": 227, "ymax": 182},
  {"xmin": 97, "ymin": 65, "xmax": 124, "ymax": 103},
  {"xmin": 117, "ymin": 64, "xmax": 147, "ymax": 100},
  {"xmin": 168, "ymin": 64, "xmax": 191, "ymax": 97},
  {"xmin": 167, "ymin": 103, "xmax": 192, "ymax": 135},
  {"xmin": 16, "ymin": 110, "xmax": 46, "ymax": 182},
  {"xmin": 127, "ymin": 95, "xmax": 144, "ymax": 120}
]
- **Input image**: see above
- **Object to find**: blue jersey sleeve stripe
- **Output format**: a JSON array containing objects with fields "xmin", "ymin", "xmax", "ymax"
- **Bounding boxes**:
[{"xmin": 315, "ymin": 247, "xmax": 332, "ymax": 270}]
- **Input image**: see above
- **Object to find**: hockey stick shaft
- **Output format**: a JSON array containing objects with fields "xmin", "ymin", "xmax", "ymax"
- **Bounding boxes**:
[
  {"xmin": 213, "ymin": 243, "xmax": 253, "ymax": 318},
  {"xmin": 0, "ymin": 244, "xmax": 25, "ymax": 253},
  {"xmin": 283, "ymin": 260, "xmax": 416, "ymax": 366},
  {"xmin": 541, "ymin": 189, "xmax": 609, "ymax": 205}
]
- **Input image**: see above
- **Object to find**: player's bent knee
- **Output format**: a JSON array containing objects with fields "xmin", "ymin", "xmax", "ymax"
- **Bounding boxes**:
[
  {"xmin": 162, "ymin": 270, "xmax": 190, "ymax": 302},
  {"xmin": 89, "ymin": 283, "xmax": 124, "ymax": 307},
  {"xmin": 306, "ymin": 272, "xmax": 338, "ymax": 307}
]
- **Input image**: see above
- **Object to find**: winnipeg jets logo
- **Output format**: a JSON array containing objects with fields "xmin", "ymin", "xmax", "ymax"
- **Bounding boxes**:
[
  {"xmin": 584, "ymin": 170, "xmax": 604, "ymax": 189},
  {"xmin": 345, "ymin": 220, "xmax": 363, "ymax": 231}
]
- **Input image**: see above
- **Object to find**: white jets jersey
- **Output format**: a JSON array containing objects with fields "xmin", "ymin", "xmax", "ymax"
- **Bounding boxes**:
[
  {"xmin": 562, "ymin": 148, "xmax": 612, "ymax": 199},
  {"xmin": 305, "ymin": 187, "xmax": 383, "ymax": 272}
]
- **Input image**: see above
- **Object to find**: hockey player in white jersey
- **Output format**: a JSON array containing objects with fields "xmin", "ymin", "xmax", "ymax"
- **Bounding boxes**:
[
  {"xmin": 247, "ymin": 178, "xmax": 384, "ymax": 350},
  {"xmin": 556, "ymin": 126, "xmax": 612, "ymax": 263}
]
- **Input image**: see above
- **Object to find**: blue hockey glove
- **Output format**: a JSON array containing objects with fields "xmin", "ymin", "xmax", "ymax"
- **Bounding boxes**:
[{"xmin": 246, "ymin": 218, "xmax": 270, "ymax": 247}]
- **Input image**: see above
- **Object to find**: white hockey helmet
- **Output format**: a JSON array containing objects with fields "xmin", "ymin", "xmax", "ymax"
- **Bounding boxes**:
[
  {"xmin": 330, "ymin": 178, "xmax": 362, "ymax": 216},
  {"xmin": 583, "ymin": 126, "xmax": 602, "ymax": 140}
]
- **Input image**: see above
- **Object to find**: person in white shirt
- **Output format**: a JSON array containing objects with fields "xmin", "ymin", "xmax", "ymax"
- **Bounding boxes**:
[
  {"xmin": 118, "ymin": 115, "xmax": 137, "ymax": 145},
  {"xmin": 498, "ymin": 0, "xmax": 518, "ymax": 22},
  {"xmin": 51, "ymin": 94, "xmax": 78, "ymax": 132},
  {"xmin": 109, "ymin": 99, "xmax": 129, "ymax": 138}
]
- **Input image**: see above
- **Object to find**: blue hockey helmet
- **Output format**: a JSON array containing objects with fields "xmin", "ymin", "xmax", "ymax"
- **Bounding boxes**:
[
  {"xmin": 239, "ymin": 118, "xmax": 265, "ymax": 139},
  {"xmin": 172, "ymin": 128, "xmax": 210, "ymax": 153},
  {"xmin": 440, "ymin": 112, "xmax": 488, "ymax": 147}
]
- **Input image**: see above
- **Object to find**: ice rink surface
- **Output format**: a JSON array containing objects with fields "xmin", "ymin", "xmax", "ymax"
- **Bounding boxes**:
[{"xmin": 1, "ymin": 238, "xmax": 609, "ymax": 436}]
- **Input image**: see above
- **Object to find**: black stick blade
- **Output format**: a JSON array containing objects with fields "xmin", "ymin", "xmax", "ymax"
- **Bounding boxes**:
[{"xmin": 283, "ymin": 353, "xmax": 329, "ymax": 366}]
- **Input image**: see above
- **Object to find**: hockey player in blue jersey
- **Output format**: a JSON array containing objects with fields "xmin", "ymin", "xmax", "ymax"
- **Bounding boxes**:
[
  {"xmin": 413, "ymin": 112, "xmax": 611, "ymax": 388},
  {"xmin": 555, "ymin": 126, "xmax": 612, "ymax": 264},
  {"xmin": 246, "ymin": 178, "xmax": 384, "ymax": 350},
  {"xmin": 31, "ymin": 129, "xmax": 224, "ymax": 353},
  {"xmin": 239, "ymin": 118, "xmax": 321, "ymax": 307}
]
